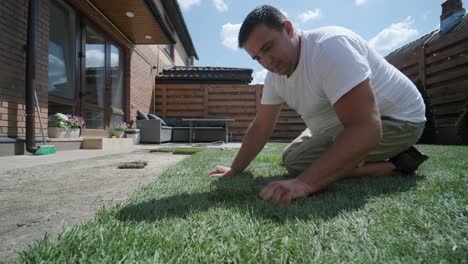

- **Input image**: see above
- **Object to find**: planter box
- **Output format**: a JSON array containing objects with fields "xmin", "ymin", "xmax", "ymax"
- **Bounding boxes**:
[
  {"xmin": 125, "ymin": 128, "xmax": 141, "ymax": 144},
  {"xmin": 48, "ymin": 127, "xmax": 80, "ymax": 138}
]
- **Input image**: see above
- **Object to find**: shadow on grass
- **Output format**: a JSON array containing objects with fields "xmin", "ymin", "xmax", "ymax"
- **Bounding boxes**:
[{"xmin": 117, "ymin": 172, "xmax": 424, "ymax": 223}]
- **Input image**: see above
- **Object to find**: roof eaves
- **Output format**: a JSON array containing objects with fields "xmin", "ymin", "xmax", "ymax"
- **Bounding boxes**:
[
  {"xmin": 162, "ymin": 0, "xmax": 199, "ymax": 59},
  {"xmin": 143, "ymin": 0, "xmax": 176, "ymax": 44}
]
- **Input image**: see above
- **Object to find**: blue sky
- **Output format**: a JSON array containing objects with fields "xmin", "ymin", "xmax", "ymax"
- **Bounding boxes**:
[{"xmin": 178, "ymin": 0, "xmax": 463, "ymax": 84}]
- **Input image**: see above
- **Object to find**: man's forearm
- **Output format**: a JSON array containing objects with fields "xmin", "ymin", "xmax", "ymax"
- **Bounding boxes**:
[
  {"xmin": 230, "ymin": 121, "xmax": 271, "ymax": 173},
  {"xmin": 297, "ymin": 125, "xmax": 381, "ymax": 193}
]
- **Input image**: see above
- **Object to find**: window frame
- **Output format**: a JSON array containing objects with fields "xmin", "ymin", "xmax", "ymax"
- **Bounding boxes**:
[{"xmin": 47, "ymin": 0, "xmax": 127, "ymax": 137}]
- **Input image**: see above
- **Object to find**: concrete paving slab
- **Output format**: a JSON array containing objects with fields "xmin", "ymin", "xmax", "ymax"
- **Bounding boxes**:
[{"xmin": 0, "ymin": 142, "xmax": 241, "ymax": 171}]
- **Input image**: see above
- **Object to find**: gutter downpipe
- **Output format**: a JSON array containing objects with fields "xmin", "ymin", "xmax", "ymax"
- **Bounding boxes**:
[{"xmin": 25, "ymin": 0, "xmax": 38, "ymax": 153}]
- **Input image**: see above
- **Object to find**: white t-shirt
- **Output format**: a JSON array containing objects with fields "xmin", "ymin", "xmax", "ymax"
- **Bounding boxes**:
[{"xmin": 261, "ymin": 26, "xmax": 426, "ymax": 134}]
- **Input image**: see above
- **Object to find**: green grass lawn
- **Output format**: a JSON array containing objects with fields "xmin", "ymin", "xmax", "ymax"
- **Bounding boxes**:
[
  {"xmin": 21, "ymin": 144, "xmax": 468, "ymax": 263},
  {"xmin": 149, "ymin": 147, "xmax": 205, "ymax": 155}
]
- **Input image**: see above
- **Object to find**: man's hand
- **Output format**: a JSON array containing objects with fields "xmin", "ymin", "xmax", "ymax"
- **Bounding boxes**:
[
  {"xmin": 259, "ymin": 178, "xmax": 312, "ymax": 204},
  {"xmin": 208, "ymin": 165, "xmax": 237, "ymax": 178}
]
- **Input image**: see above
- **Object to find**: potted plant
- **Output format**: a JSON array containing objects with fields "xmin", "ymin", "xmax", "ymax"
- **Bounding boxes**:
[
  {"xmin": 112, "ymin": 121, "xmax": 128, "ymax": 138},
  {"xmin": 48, "ymin": 113, "xmax": 85, "ymax": 138}
]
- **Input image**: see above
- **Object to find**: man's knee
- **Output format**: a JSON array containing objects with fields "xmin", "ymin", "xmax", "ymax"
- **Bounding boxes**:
[
  {"xmin": 282, "ymin": 146, "xmax": 294, "ymax": 167},
  {"xmin": 281, "ymin": 129, "xmax": 329, "ymax": 177},
  {"xmin": 282, "ymin": 150, "xmax": 303, "ymax": 177},
  {"xmin": 281, "ymin": 148, "xmax": 291, "ymax": 166}
]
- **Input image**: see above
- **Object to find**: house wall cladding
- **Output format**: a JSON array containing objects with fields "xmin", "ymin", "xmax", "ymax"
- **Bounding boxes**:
[
  {"xmin": 155, "ymin": 84, "xmax": 306, "ymax": 141},
  {"xmin": 386, "ymin": 27, "xmax": 468, "ymax": 144},
  {"xmin": 0, "ymin": 0, "xmax": 49, "ymax": 138}
]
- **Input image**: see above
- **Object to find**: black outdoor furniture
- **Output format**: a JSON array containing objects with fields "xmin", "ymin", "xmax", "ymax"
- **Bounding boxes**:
[{"xmin": 136, "ymin": 115, "xmax": 233, "ymax": 143}]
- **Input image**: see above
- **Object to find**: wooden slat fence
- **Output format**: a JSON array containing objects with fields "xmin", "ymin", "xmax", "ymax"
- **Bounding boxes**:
[
  {"xmin": 387, "ymin": 26, "xmax": 468, "ymax": 143},
  {"xmin": 155, "ymin": 84, "xmax": 306, "ymax": 141}
]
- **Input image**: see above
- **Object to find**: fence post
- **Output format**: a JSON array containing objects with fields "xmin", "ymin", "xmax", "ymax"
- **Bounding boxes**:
[
  {"xmin": 255, "ymin": 85, "xmax": 262, "ymax": 112},
  {"xmin": 417, "ymin": 45, "xmax": 426, "ymax": 87},
  {"xmin": 162, "ymin": 85, "xmax": 167, "ymax": 118},
  {"xmin": 203, "ymin": 84, "xmax": 209, "ymax": 117}
]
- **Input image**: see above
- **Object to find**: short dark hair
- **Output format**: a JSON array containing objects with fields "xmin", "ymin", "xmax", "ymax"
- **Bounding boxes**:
[{"xmin": 238, "ymin": 5, "xmax": 287, "ymax": 48}]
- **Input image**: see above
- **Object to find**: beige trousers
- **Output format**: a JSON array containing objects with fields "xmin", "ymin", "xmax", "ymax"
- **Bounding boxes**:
[{"xmin": 282, "ymin": 117, "xmax": 425, "ymax": 176}]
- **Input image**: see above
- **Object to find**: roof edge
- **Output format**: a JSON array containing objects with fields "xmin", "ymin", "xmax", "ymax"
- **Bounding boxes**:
[
  {"xmin": 143, "ymin": 0, "xmax": 176, "ymax": 44},
  {"xmin": 385, "ymin": 13, "xmax": 468, "ymax": 60},
  {"xmin": 156, "ymin": 66, "xmax": 254, "ymax": 84},
  {"xmin": 162, "ymin": 0, "xmax": 199, "ymax": 59}
]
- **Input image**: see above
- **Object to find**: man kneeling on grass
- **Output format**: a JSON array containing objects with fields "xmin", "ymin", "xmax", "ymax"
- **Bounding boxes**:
[{"xmin": 208, "ymin": 5, "xmax": 428, "ymax": 204}]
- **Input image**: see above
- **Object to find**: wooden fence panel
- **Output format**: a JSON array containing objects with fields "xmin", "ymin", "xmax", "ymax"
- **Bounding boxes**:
[
  {"xmin": 155, "ymin": 83, "xmax": 305, "ymax": 141},
  {"xmin": 425, "ymin": 41, "xmax": 468, "ymax": 65},
  {"xmin": 387, "ymin": 26, "xmax": 468, "ymax": 144},
  {"xmin": 425, "ymin": 29, "xmax": 468, "ymax": 53}
]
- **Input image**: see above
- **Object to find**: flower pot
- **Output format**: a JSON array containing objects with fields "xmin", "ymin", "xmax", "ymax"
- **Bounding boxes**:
[
  {"xmin": 48, "ymin": 127, "xmax": 80, "ymax": 138},
  {"xmin": 112, "ymin": 130, "xmax": 125, "ymax": 138},
  {"xmin": 125, "ymin": 128, "xmax": 141, "ymax": 144}
]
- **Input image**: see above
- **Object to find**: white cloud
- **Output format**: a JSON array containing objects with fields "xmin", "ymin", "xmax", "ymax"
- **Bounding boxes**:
[
  {"xmin": 48, "ymin": 54, "xmax": 65, "ymax": 77},
  {"xmin": 213, "ymin": 0, "xmax": 228, "ymax": 12},
  {"xmin": 280, "ymin": 9, "xmax": 289, "ymax": 18},
  {"xmin": 369, "ymin": 17, "xmax": 419, "ymax": 55},
  {"xmin": 252, "ymin": 69, "xmax": 268, "ymax": 84},
  {"xmin": 178, "ymin": 0, "xmax": 201, "ymax": 11},
  {"xmin": 85, "ymin": 49, "xmax": 105, "ymax": 68},
  {"xmin": 280, "ymin": 9, "xmax": 302, "ymax": 32},
  {"xmin": 293, "ymin": 22, "xmax": 302, "ymax": 34},
  {"xmin": 221, "ymin": 23, "xmax": 241, "ymax": 50},
  {"xmin": 297, "ymin": 9, "xmax": 321, "ymax": 23},
  {"xmin": 355, "ymin": 0, "xmax": 366, "ymax": 6},
  {"xmin": 422, "ymin": 10, "xmax": 431, "ymax": 21},
  {"xmin": 111, "ymin": 52, "xmax": 119, "ymax": 67}
]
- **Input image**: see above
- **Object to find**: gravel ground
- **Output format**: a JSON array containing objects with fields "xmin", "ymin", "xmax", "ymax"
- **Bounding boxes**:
[{"xmin": 0, "ymin": 150, "xmax": 187, "ymax": 263}]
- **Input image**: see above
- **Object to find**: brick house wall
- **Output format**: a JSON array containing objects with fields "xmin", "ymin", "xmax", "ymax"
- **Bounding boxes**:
[
  {"xmin": 129, "ymin": 46, "xmax": 160, "ymax": 122},
  {"xmin": 0, "ymin": 0, "xmax": 168, "ymax": 143},
  {"xmin": 0, "ymin": 0, "xmax": 49, "ymax": 138}
]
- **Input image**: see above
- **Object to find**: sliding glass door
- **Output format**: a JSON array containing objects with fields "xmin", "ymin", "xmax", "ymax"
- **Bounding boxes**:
[
  {"xmin": 109, "ymin": 44, "xmax": 125, "ymax": 126},
  {"xmin": 81, "ymin": 26, "xmax": 126, "ymax": 134},
  {"xmin": 48, "ymin": 0, "xmax": 77, "ymax": 115},
  {"xmin": 83, "ymin": 26, "xmax": 106, "ymax": 131},
  {"xmin": 48, "ymin": 0, "xmax": 126, "ymax": 136}
]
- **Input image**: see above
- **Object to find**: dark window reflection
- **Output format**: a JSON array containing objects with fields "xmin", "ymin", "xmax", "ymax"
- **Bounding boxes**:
[
  {"xmin": 48, "ymin": 0, "xmax": 76, "ymax": 99},
  {"xmin": 85, "ymin": 27, "xmax": 105, "ymax": 107}
]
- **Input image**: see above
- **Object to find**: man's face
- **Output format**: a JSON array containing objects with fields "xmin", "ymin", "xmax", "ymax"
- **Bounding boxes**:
[{"xmin": 243, "ymin": 23, "xmax": 298, "ymax": 76}]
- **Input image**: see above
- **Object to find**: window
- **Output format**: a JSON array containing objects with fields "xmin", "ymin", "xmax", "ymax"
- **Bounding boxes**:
[
  {"xmin": 110, "ymin": 44, "xmax": 125, "ymax": 127},
  {"xmin": 81, "ymin": 26, "xmax": 126, "ymax": 132},
  {"xmin": 187, "ymin": 56, "xmax": 195, "ymax": 66},
  {"xmin": 164, "ymin": 44, "xmax": 174, "ymax": 60},
  {"xmin": 48, "ymin": 0, "xmax": 76, "ymax": 116},
  {"xmin": 163, "ymin": 14, "xmax": 175, "ymax": 61},
  {"xmin": 47, "ymin": 0, "xmax": 126, "ymax": 135},
  {"xmin": 110, "ymin": 45, "xmax": 124, "ymax": 110},
  {"xmin": 83, "ymin": 25, "xmax": 106, "ymax": 129}
]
